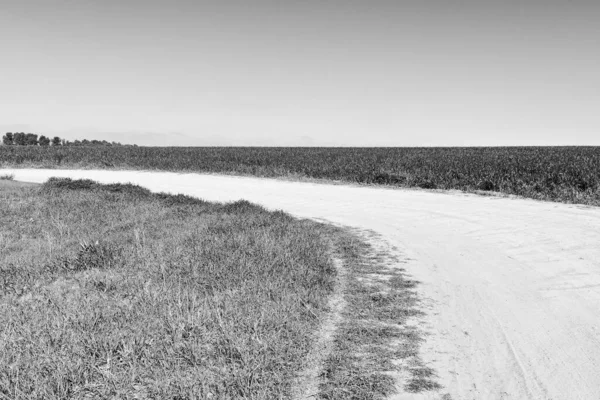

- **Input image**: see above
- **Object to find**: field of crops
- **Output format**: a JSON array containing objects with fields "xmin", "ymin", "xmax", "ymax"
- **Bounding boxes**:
[{"xmin": 1, "ymin": 146, "xmax": 599, "ymax": 206}]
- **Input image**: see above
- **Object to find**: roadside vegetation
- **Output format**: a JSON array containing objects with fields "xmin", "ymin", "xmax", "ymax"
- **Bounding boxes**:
[
  {"xmin": 0, "ymin": 178, "xmax": 442, "ymax": 399},
  {"xmin": 0, "ymin": 179, "xmax": 337, "ymax": 399},
  {"xmin": 1, "ymin": 146, "xmax": 599, "ymax": 206},
  {"xmin": 317, "ymin": 231, "xmax": 443, "ymax": 399}
]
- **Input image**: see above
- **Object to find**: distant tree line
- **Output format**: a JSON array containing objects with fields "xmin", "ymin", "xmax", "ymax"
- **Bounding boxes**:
[{"xmin": 2, "ymin": 133, "xmax": 123, "ymax": 147}]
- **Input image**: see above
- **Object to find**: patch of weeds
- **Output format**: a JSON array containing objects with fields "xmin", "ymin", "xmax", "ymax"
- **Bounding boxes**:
[
  {"xmin": 100, "ymin": 182, "xmax": 152, "ymax": 198},
  {"xmin": 51, "ymin": 241, "xmax": 122, "ymax": 272},
  {"xmin": 405, "ymin": 367, "xmax": 443, "ymax": 393},
  {"xmin": 91, "ymin": 279, "xmax": 113, "ymax": 293},
  {"xmin": 416, "ymin": 179, "xmax": 437, "ymax": 189},
  {"xmin": 42, "ymin": 178, "xmax": 153, "ymax": 200},
  {"xmin": 220, "ymin": 199, "xmax": 266, "ymax": 214},
  {"xmin": 153, "ymin": 192, "xmax": 208, "ymax": 206},
  {"xmin": 42, "ymin": 177, "xmax": 97, "ymax": 191},
  {"xmin": 389, "ymin": 275, "xmax": 419, "ymax": 289},
  {"xmin": 370, "ymin": 172, "xmax": 407, "ymax": 185},
  {"xmin": 0, "ymin": 173, "xmax": 14, "ymax": 180},
  {"xmin": 318, "ymin": 230, "xmax": 441, "ymax": 399},
  {"xmin": 0, "ymin": 263, "xmax": 36, "ymax": 297},
  {"xmin": 478, "ymin": 180, "xmax": 496, "ymax": 191}
]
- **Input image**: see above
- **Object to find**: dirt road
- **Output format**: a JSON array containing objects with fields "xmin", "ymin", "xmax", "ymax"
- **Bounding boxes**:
[{"xmin": 5, "ymin": 168, "xmax": 600, "ymax": 400}]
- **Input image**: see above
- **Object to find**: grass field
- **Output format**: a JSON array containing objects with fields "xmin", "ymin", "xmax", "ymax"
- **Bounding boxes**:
[
  {"xmin": 0, "ymin": 178, "xmax": 338, "ymax": 399},
  {"xmin": 0, "ymin": 178, "xmax": 438, "ymax": 399},
  {"xmin": 1, "ymin": 146, "xmax": 599, "ymax": 206}
]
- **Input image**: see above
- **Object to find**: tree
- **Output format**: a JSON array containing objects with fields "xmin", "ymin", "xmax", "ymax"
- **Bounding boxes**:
[
  {"xmin": 39, "ymin": 135, "xmax": 51, "ymax": 146},
  {"xmin": 2, "ymin": 132, "xmax": 13, "ymax": 145},
  {"xmin": 25, "ymin": 133, "xmax": 38, "ymax": 146},
  {"xmin": 13, "ymin": 132, "xmax": 26, "ymax": 146},
  {"xmin": 52, "ymin": 136, "xmax": 62, "ymax": 146}
]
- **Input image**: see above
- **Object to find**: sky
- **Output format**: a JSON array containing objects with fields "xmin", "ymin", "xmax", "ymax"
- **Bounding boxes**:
[{"xmin": 1, "ymin": 0, "xmax": 599, "ymax": 146}]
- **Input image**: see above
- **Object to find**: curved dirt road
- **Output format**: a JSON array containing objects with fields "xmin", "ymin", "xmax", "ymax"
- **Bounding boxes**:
[{"xmin": 4, "ymin": 168, "xmax": 600, "ymax": 400}]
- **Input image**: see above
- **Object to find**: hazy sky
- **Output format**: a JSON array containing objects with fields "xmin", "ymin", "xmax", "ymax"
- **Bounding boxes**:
[{"xmin": 1, "ymin": 0, "xmax": 599, "ymax": 146}]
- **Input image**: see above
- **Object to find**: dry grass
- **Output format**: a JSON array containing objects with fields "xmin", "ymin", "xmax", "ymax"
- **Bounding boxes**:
[
  {"xmin": 0, "ymin": 179, "xmax": 337, "ymax": 399},
  {"xmin": 0, "ymin": 178, "xmax": 439, "ymax": 399},
  {"xmin": 317, "ymin": 231, "xmax": 442, "ymax": 399}
]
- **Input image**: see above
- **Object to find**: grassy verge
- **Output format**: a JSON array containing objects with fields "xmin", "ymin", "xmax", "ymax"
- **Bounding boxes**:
[
  {"xmin": 1, "ymin": 178, "xmax": 442, "ymax": 399},
  {"xmin": 0, "ymin": 179, "xmax": 336, "ymax": 399}
]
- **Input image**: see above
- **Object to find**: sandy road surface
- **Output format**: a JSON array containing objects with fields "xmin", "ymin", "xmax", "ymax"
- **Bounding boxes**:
[{"xmin": 4, "ymin": 168, "xmax": 600, "ymax": 400}]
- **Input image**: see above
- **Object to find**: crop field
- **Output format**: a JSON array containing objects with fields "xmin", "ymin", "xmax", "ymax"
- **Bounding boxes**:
[{"xmin": 1, "ymin": 146, "xmax": 599, "ymax": 206}]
